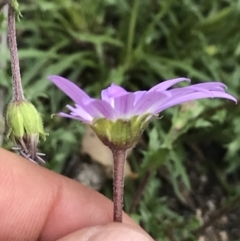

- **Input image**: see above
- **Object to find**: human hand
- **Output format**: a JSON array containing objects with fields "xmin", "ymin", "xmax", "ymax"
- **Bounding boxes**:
[{"xmin": 0, "ymin": 148, "xmax": 154, "ymax": 241}]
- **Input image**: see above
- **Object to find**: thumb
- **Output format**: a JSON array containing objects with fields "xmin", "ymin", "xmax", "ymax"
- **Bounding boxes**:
[{"xmin": 57, "ymin": 223, "xmax": 154, "ymax": 241}]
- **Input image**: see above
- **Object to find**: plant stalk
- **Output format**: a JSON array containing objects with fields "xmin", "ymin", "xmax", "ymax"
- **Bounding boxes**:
[
  {"xmin": 7, "ymin": 3, "xmax": 24, "ymax": 101},
  {"xmin": 125, "ymin": 0, "xmax": 140, "ymax": 65},
  {"xmin": 112, "ymin": 149, "xmax": 127, "ymax": 222}
]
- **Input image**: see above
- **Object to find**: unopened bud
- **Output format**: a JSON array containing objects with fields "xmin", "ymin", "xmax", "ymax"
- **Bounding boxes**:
[{"xmin": 5, "ymin": 100, "xmax": 47, "ymax": 164}]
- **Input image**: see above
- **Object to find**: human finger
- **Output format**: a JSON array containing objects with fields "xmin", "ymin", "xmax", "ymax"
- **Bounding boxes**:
[{"xmin": 0, "ymin": 148, "xmax": 137, "ymax": 241}]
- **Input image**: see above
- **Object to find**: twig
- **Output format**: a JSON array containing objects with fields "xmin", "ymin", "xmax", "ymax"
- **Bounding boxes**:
[
  {"xmin": 194, "ymin": 193, "xmax": 240, "ymax": 236},
  {"xmin": 129, "ymin": 170, "xmax": 152, "ymax": 213}
]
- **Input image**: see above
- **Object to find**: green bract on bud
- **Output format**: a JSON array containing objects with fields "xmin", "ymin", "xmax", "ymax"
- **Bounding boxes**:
[
  {"xmin": 5, "ymin": 100, "xmax": 46, "ymax": 140},
  {"xmin": 91, "ymin": 115, "xmax": 152, "ymax": 150},
  {"xmin": 5, "ymin": 100, "xmax": 47, "ymax": 163}
]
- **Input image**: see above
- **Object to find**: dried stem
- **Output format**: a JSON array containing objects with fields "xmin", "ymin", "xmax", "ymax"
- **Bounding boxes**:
[
  {"xmin": 194, "ymin": 193, "xmax": 240, "ymax": 236},
  {"xmin": 7, "ymin": 3, "xmax": 24, "ymax": 101},
  {"xmin": 112, "ymin": 149, "xmax": 127, "ymax": 222},
  {"xmin": 129, "ymin": 169, "xmax": 152, "ymax": 213}
]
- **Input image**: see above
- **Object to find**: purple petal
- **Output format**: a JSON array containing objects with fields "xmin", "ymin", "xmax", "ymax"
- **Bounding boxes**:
[
  {"xmin": 185, "ymin": 86, "xmax": 213, "ymax": 97},
  {"xmin": 58, "ymin": 112, "xmax": 90, "ymax": 123},
  {"xmin": 113, "ymin": 93, "xmax": 135, "ymax": 117},
  {"xmin": 133, "ymin": 91, "xmax": 171, "ymax": 115},
  {"xmin": 166, "ymin": 82, "xmax": 227, "ymax": 100},
  {"xmin": 188, "ymin": 82, "xmax": 227, "ymax": 92},
  {"xmin": 48, "ymin": 75, "xmax": 90, "ymax": 104},
  {"xmin": 101, "ymin": 84, "xmax": 128, "ymax": 100},
  {"xmin": 149, "ymin": 78, "xmax": 191, "ymax": 92},
  {"xmin": 133, "ymin": 91, "xmax": 147, "ymax": 104},
  {"xmin": 69, "ymin": 105, "xmax": 93, "ymax": 121},
  {"xmin": 101, "ymin": 89, "xmax": 113, "ymax": 106},
  {"xmin": 85, "ymin": 100, "xmax": 116, "ymax": 120},
  {"xmin": 155, "ymin": 91, "xmax": 237, "ymax": 113}
]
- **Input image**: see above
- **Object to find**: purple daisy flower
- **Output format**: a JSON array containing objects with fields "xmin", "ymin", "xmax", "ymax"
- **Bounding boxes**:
[
  {"xmin": 49, "ymin": 75, "xmax": 236, "ymax": 223},
  {"xmin": 49, "ymin": 76, "xmax": 236, "ymax": 124},
  {"xmin": 49, "ymin": 75, "xmax": 236, "ymax": 151}
]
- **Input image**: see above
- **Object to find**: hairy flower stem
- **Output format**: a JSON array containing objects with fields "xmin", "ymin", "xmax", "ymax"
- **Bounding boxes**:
[
  {"xmin": 112, "ymin": 149, "xmax": 127, "ymax": 222},
  {"xmin": 7, "ymin": 3, "xmax": 24, "ymax": 101}
]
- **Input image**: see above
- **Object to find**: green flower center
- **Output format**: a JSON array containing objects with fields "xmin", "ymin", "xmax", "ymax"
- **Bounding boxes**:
[{"xmin": 90, "ymin": 114, "xmax": 153, "ymax": 150}]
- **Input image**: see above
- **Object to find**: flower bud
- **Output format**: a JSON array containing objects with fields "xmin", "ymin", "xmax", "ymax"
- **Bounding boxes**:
[{"xmin": 5, "ymin": 100, "xmax": 47, "ymax": 162}]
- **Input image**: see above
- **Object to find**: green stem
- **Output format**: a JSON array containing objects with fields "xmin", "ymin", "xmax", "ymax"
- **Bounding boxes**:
[
  {"xmin": 125, "ymin": 0, "xmax": 140, "ymax": 65},
  {"xmin": 112, "ymin": 149, "xmax": 127, "ymax": 222}
]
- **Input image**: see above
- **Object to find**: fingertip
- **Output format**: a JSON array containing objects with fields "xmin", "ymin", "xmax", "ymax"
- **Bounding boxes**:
[{"xmin": 57, "ymin": 223, "xmax": 154, "ymax": 241}]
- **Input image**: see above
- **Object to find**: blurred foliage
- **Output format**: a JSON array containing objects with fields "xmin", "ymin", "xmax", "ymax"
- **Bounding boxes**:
[{"xmin": 1, "ymin": 0, "xmax": 240, "ymax": 240}]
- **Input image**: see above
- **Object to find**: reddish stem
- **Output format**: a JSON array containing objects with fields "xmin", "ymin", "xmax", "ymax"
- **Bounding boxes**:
[
  {"xmin": 112, "ymin": 149, "xmax": 127, "ymax": 222},
  {"xmin": 7, "ymin": 3, "xmax": 24, "ymax": 101}
]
